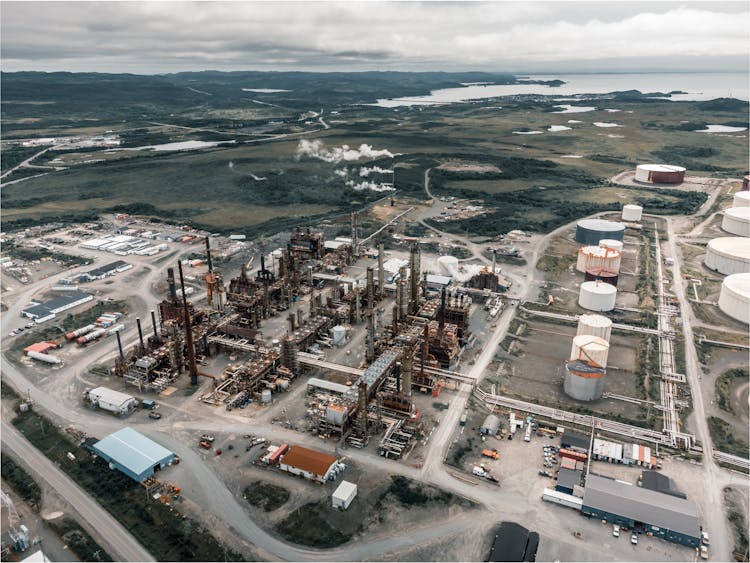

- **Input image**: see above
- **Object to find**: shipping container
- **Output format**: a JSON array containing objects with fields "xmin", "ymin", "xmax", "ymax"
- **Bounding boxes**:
[{"xmin": 559, "ymin": 448, "xmax": 588, "ymax": 463}]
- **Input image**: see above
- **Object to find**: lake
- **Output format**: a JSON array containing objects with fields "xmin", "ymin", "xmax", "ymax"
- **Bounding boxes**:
[{"xmin": 374, "ymin": 72, "xmax": 749, "ymax": 107}]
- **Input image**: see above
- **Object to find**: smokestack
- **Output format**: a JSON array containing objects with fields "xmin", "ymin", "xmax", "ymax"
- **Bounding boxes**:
[
  {"xmin": 378, "ymin": 243, "xmax": 384, "ymax": 296},
  {"xmin": 260, "ymin": 255, "xmax": 266, "ymax": 275},
  {"xmin": 421, "ymin": 324, "xmax": 429, "ymax": 377},
  {"xmin": 116, "ymin": 330, "xmax": 124, "ymax": 361},
  {"xmin": 366, "ymin": 308, "xmax": 375, "ymax": 363},
  {"xmin": 394, "ymin": 362, "xmax": 402, "ymax": 394},
  {"xmin": 167, "ymin": 267, "xmax": 178, "ymax": 302},
  {"xmin": 409, "ymin": 244, "xmax": 420, "ymax": 314},
  {"xmin": 178, "ymin": 261, "xmax": 199, "ymax": 386},
  {"xmin": 439, "ymin": 287, "xmax": 446, "ymax": 334},
  {"xmin": 205, "ymin": 237, "xmax": 213, "ymax": 272},
  {"xmin": 136, "ymin": 317, "xmax": 145, "ymax": 351},
  {"xmin": 492, "ymin": 250, "xmax": 496, "ymax": 274},
  {"xmin": 366, "ymin": 267, "xmax": 374, "ymax": 306},
  {"xmin": 150, "ymin": 310, "xmax": 159, "ymax": 342},
  {"xmin": 288, "ymin": 313, "xmax": 296, "ymax": 333},
  {"xmin": 297, "ymin": 308, "xmax": 303, "ymax": 329},
  {"xmin": 402, "ymin": 349, "xmax": 413, "ymax": 397}
]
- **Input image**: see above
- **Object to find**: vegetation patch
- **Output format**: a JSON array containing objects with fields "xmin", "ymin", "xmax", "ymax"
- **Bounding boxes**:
[
  {"xmin": 275, "ymin": 502, "xmax": 352, "ymax": 548},
  {"xmin": 708, "ymin": 416, "xmax": 750, "ymax": 458},
  {"xmin": 0, "ymin": 453, "xmax": 42, "ymax": 510},
  {"xmin": 715, "ymin": 367, "xmax": 749, "ymax": 414},
  {"xmin": 243, "ymin": 481, "xmax": 290, "ymax": 512},
  {"xmin": 47, "ymin": 518, "xmax": 113, "ymax": 562},
  {"xmin": 377, "ymin": 475, "xmax": 462, "ymax": 508}
]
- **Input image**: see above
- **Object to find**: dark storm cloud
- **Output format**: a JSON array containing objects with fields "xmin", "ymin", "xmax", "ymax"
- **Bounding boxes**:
[{"xmin": 1, "ymin": 1, "xmax": 747, "ymax": 73}]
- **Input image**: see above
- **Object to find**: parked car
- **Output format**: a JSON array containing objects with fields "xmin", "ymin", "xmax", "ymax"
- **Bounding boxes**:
[
  {"xmin": 700, "ymin": 545, "xmax": 708, "ymax": 560},
  {"xmin": 148, "ymin": 412, "xmax": 162, "ymax": 420},
  {"xmin": 701, "ymin": 531, "xmax": 710, "ymax": 546},
  {"xmin": 612, "ymin": 525, "xmax": 620, "ymax": 538},
  {"xmin": 25, "ymin": 323, "xmax": 35, "ymax": 329},
  {"xmin": 631, "ymin": 533, "xmax": 638, "ymax": 545},
  {"xmin": 201, "ymin": 434, "xmax": 215, "ymax": 443},
  {"xmin": 199, "ymin": 440, "xmax": 212, "ymax": 449}
]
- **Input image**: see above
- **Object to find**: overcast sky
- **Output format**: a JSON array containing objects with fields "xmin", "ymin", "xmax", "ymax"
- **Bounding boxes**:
[{"xmin": 1, "ymin": 1, "xmax": 748, "ymax": 74}]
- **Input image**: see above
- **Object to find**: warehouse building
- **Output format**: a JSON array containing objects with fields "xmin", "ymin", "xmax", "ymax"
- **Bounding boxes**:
[
  {"xmin": 582, "ymin": 474, "xmax": 700, "ymax": 547},
  {"xmin": 85, "ymin": 386, "xmax": 136, "ymax": 416},
  {"xmin": 82, "ymin": 260, "xmax": 132, "ymax": 281},
  {"xmin": 21, "ymin": 291, "xmax": 93, "ymax": 321},
  {"xmin": 480, "ymin": 414, "xmax": 501, "ymax": 435},
  {"xmin": 487, "ymin": 521, "xmax": 539, "ymax": 562},
  {"xmin": 92, "ymin": 427, "xmax": 175, "ymax": 482},
  {"xmin": 556, "ymin": 468, "xmax": 583, "ymax": 495},
  {"xmin": 279, "ymin": 445, "xmax": 338, "ymax": 483},
  {"xmin": 561, "ymin": 430, "xmax": 590, "ymax": 453},
  {"xmin": 640, "ymin": 470, "xmax": 686, "ymax": 499}
]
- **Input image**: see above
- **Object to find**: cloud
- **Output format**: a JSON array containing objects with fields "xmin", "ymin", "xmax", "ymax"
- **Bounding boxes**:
[
  {"xmin": 345, "ymin": 179, "xmax": 396, "ymax": 192},
  {"xmin": 0, "ymin": 2, "xmax": 747, "ymax": 72},
  {"xmin": 296, "ymin": 140, "xmax": 399, "ymax": 163},
  {"xmin": 359, "ymin": 166, "xmax": 393, "ymax": 177}
]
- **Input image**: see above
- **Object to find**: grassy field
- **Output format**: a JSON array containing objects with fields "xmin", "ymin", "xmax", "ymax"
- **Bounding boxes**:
[{"xmin": 243, "ymin": 481, "xmax": 290, "ymax": 512}]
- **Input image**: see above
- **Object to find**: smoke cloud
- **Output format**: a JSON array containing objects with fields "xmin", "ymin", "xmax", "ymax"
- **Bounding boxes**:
[
  {"xmin": 296, "ymin": 139, "xmax": 400, "ymax": 163},
  {"xmin": 359, "ymin": 165, "xmax": 393, "ymax": 177},
  {"xmin": 345, "ymin": 179, "xmax": 395, "ymax": 192}
]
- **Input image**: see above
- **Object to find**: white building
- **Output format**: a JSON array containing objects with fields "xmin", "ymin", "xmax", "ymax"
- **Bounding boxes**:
[
  {"xmin": 332, "ymin": 480, "xmax": 358, "ymax": 510},
  {"xmin": 86, "ymin": 387, "xmax": 136, "ymax": 416}
]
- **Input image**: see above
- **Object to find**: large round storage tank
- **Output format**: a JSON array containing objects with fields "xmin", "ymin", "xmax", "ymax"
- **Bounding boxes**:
[
  {"xmin": 599, "ymin": 239, "xmax": 624, "ymax": 252},
  {"xmin": 742, "ymin": 176, "xmax": 750, "ymax": 191},
  {"xmin": 332, "ymin": 325, "xmax": 346, "ymax": 346},
  {"xmin": 721, "ymin": 207, "xmax": 750, "ymax": 237},
  {"xmin": 576, "ymin": 246, "xmax": 621, "ymax": 273},
  {"xmin": 576, "ymin": 314, "xmax": 612, "ymax": 342},
  {"xmin": 437, "ymin": 255, "xmax": 459, "ymax": 276},
  {"xmin": 579, "ymin": 280, "xmax": 617, "ymax": 311},
  {"xmin": 704, "ymin": 237, "xmax": 750, "ymax": 276},
  {"xmin": 575, "ymin": 219, "xmax": 625, "ymax": 245},
  {"xmin": 733, "ymin": 190, "xmax": 750, "ymax": 207},
  {"xmin": 564, "ymin": 359, "xmax": 606, "ymax": 401},
  {"xmin": 621, "ymin": 204, "xmax": 643, "ymax": 222},
  {"xmin": 570, "ymin": 334, "xmax": 610, "ymax": 367},
  {"xmin": 635, "ymin": 164, "xmax": 686, "ymax": 184},
  {"xmin": 718, "ymin": 273, "xmax": 750, "ymax": 324},
  {"xmin": 584, "ymin": 268, "xmax": 619, "ymax": 287}
]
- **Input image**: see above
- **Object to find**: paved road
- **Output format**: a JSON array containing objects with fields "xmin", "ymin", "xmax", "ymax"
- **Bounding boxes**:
[
  {"xmin": 1, "ymin": 422, "xmax": 156, "ymax": 562},
  {"xmin": 0, "ymin": 147, "xmax": 51, "ymax": 179}
]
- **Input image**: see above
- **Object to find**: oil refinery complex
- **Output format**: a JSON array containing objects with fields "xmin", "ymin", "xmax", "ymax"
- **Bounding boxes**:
[{"xmin": 1, "ymin": 163, "xmax": 748, "ymax": 563}]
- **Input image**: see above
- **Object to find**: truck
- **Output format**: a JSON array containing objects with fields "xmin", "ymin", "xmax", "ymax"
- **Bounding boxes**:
[
  {"xmin": 472, "ymin": 466, "xmax": 488, "ymax": 477},
  {"xmin": 482, "ymin": 449, "xmax": 499, "ymax": 460},
  {"xmin": 524, "ymin": 424, "xmax": 532, "ymax": 442}
]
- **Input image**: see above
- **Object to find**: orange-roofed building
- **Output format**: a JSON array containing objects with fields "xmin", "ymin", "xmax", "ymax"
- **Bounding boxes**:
[
  {"xmin": 24, "ymin": 342, "xmax": 57, "ymax": 355},
  {"xmin": 279, "ymin": 445, "xmax": 338, "ymax": 483}
]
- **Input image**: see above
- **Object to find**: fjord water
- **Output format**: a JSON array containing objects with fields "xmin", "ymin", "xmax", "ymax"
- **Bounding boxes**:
[{"xmin": 375, "ymin": 72, "xmax": 749, "ymax": 107}]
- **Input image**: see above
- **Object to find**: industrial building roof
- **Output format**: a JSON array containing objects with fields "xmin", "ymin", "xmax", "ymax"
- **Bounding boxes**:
[
  {"xmin": 561, "ymin": 430, "xmax": 590, "ymax": 451},
  {"xmin": 557, "ymin": 468, "xmax": 582, "ymax": 491},
  {"xmin": 426, "ymin": 274, "xmax": 452, "ymax": 286},
  {"xmin": 93, "ymin": 427, "xmax": 173, "ymax": 479},
  {"xmin": 641, "ymin": 470, "xmax": 686, "ymax": 499},
  {"xmin": 86, "ymin": 260, "xmax": 129, "ymax": 277},
  {"xmin": 22, "ymin": 291, "xmax": 93, "ymax": 317},
  {"xmin": 23, "ymin": 342, "xmax": 57, "ymax": 354},
  {"xmin": 593, "ymin": 438, "xmax": 623, "ymax": 460},
  {"xmin": 280, "ymin": 446, "xmax": 337, "ymax": 477},
  {"xmin": 332, "ymin": 480, "xmax": 357, "ymax": 501},
  {"xmin": 583, "ymin": 474, "xmax": 700, "ymax": 538},
  {"xmin": 307, "ymin": 377, "xmax": 351, "ymax": 395},
  {"xmin": 481, "ymin": 414, "xmax": 501, "ymax": 434},
  {"xmin": 88, "ymin": 386, "xmax": 135, "ymax": 407}
]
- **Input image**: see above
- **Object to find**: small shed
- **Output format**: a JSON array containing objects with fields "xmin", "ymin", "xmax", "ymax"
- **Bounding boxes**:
[
  {"xmin": 332, "ymin": 480, "xmax": 358, "ymax": 510},
  {"xmin": 480, "ymin": 414, "xmax": 501, "ymax": 435},
  {"xmin": 86, "ymin": 387, "xmax": 136, "ymax": 416}
]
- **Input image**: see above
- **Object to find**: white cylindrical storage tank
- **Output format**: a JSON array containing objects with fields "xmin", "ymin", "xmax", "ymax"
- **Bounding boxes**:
[
  {"xmin": 570, "ymin": 334, "xmax": 610, "ymax": 368},
  {"xmin": 635, "ymin": 164, "xmax": 686, "ymax": 184},
  {"xmin": 437, "ymin": 255, "xmax": 459, "ymax": 276},
  {"xmin": 718, "ymin": 273, "xmax": 750, "ymax": 324},
  {"xmin": 564, "ymin": 360, "xmax": 606, "ymax": 401},
  {"xmin": 576, "ymin": 246, "xmax": 622, "ymax": 274},
  {"xmin": 599, "ymin": 239, "xmax": 624, "ymax": 252},
  {"xmin": 579, "ymin": 281, "xmax": 617, "ymax": 312},
  {"xmin": 576, "ymin": 314, "xmax": 613, "ymax": 342},
  {"xmin": 575, "ymin": 219, "xmax": 625, "ymax": 245},
  {"xmin": 733, "ymin": 191, "xmax": 750, "ymax": 208},
  {"xmin": 721, "ymin": 207, "xmax": 750, "ymax": 237},
  {"xmin": 704, "ymin": 237, "xmax": 750, "ymax": 276},
  {"xmin": 332, "ymin": 325, "xmax": 346, "ymax": 346},
  {"xmin": 621, "ymin": 204, "xmax": 643, "ymax": 222},
  {"xmin": 28, "ymin": 351, "xmax": 61, "ymax": 364},
  {"xmin": 261, "ymin": 389, "xmax": 272, "ymax": 403}
]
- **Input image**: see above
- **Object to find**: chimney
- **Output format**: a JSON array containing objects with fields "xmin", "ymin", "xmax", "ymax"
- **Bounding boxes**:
[
  {"xmin": 167, "ymin": 267, "xmax": 178, "ymax": 301},
  {"xmin": 205, "ymin": 237, "xmax": 213, "ymax": 272},
  {"xmin": 178, "ymin": 261, "xmax": 199, "ymax": 385},
  {"xmin": 136, "ymin": 317, "xmax": 145, "ymax": 351},
  {"xmin": 150, "ymin": 310, "xmax": 159, "ymax": 342},
  {"xmin": 116, "ymin": 330, "xmax": 124, "ymax": 361}
]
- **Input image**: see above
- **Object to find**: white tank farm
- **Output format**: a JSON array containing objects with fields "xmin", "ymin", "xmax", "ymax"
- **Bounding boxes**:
[
  {"xmin": 579, "ymin": 280, "xmax": 617, "ymax": 311},
  {"xmin": 733, "ymin": 191, "xmax": 750, "ymax": 208},
  {"xmin": 576, "ymin": 245, "xmax": 622, "ymax": 273},
  {"xmin": 576, "ymin": 314, "xmax": 613, "ymax": 342},
  {"xmin": 564, "ymin": 359, "xmax": 606, "ymax": 401},
  {"xmin": 621, "ymin": 204, "xmax": 643, "ymax": 222},
  {"xmin": 599, "ymin": 239, "xmax": 624, "ymax": 252},
  {"xmin": 721, "ymin": 207, "xmax": 750, "ymax": 237},
  {"xmin": 704, "ymin": 237, "xmax": 750, "ymax": 276},
  {"xmin": 575, "ymin": 219, "xmax": 625, "ymax": 245},
  {"xmin": 570, "ymin": 334, "xmax": 610, "ymax": 368},
  {"xmin": 718, "ymin": 273, "xmax": 750, "ymax": 324},
  {"xmin": 635, "ymin": 164, "xmax": 686, "ymax": 184},
  {"xmin": 437, "ymin": 255, "xmax": 459, "ymax": 276}
]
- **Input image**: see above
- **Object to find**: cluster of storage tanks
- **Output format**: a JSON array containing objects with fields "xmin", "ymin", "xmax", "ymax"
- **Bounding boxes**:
[
  {"xmin": 720, "ymin": 191, "xmax": 750, "ymax": 237},
  {"xmin": 65, "ymin": 313, "xmax": 124, "ymax": 345},
  {"xmin": 564, "ymin": 314, "xmax": 612, "ymax": 401}
]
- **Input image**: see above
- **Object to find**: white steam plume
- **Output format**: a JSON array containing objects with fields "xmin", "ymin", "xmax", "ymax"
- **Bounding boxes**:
[
  {"xmin": 345, "ymin": 179, "xmax": 396, "ymax": 192},
  {"xmin": 359, "ymin": 166, "xmax": 393, "ymax": 177},
  {"xmin": 296, "ymin": 139, "xmax": 400, "ymax": 163}
]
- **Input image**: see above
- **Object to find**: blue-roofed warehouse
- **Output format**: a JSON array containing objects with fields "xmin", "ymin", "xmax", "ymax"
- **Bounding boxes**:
[{"xmin": 92, "ymin": 427, "xmax": 175, "ymax": 482}]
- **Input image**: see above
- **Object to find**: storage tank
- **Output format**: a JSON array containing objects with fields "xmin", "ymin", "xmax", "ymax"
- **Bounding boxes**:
[
  {"xmin": 635, "ymin": 164, "xmax": 686, "ymax": 184},
  {"xmin": 733, "ymin": 190, "xmax": 750, "ymax": 207},
  {"xmin": 332, "ymin": 325, "xmax": 346, "ymax": 346},
  {"xmin": 704, "ymin": 237, "xmax": 750, "ymax": 276},
  {"xmin": 576, "ymin": 246, "xmax": 621, "ymax": 273},
  {"xmin": 28, "ymin": 351, "xmax": 62, "ymax": 365},
  {"xmin": 261, "ymin": 389, "xmax": 272, "ymax": 404},
  {"xmin": 564, "ymin": 359, "xmax": 606, "ymax": 401},
  {"xmin": 584, "ymin": 268, "xmax": 619, "ymax": 287},
  {"xmin": 76, "ymin": 328, "xmax": 107, "ymax": 344},
  {"xmin": 599, "ymin": 239, "xmax": 624, "ymax": 252},
  {"xmin": 579, "ymin": 280, "xmax": 617, "ymax": 311},
  {"xmin": 718, "ymin": 273, "xmax": 750, "ymax": 324},
  {"xmin": 437, "ymin": 255, "xmax": 459, "ymax": 276},
  {"xmin": 621, "ymin": 204, "xmax": 643, "ymax": 222},
  {"xmin": 575, "ymin": 219, "xmax": 625, "ymax": 245},
  {"xmin": 65, "ymin": 324, "xmax": 95, "ymax": 340},
  {"xmin": 742, "ymin": 176, "xmax": 750, "ymax": 191},
  {"xmin": 576, "ymin": 314, "xmax": 612, "ymax": 342},
  {"xmin": 721, "ymin": 207, "xmax": 750, "ymax": 237},
  {"xmin": 570, "ymin": 334, "xmax": 610, "ymax": 368}
]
